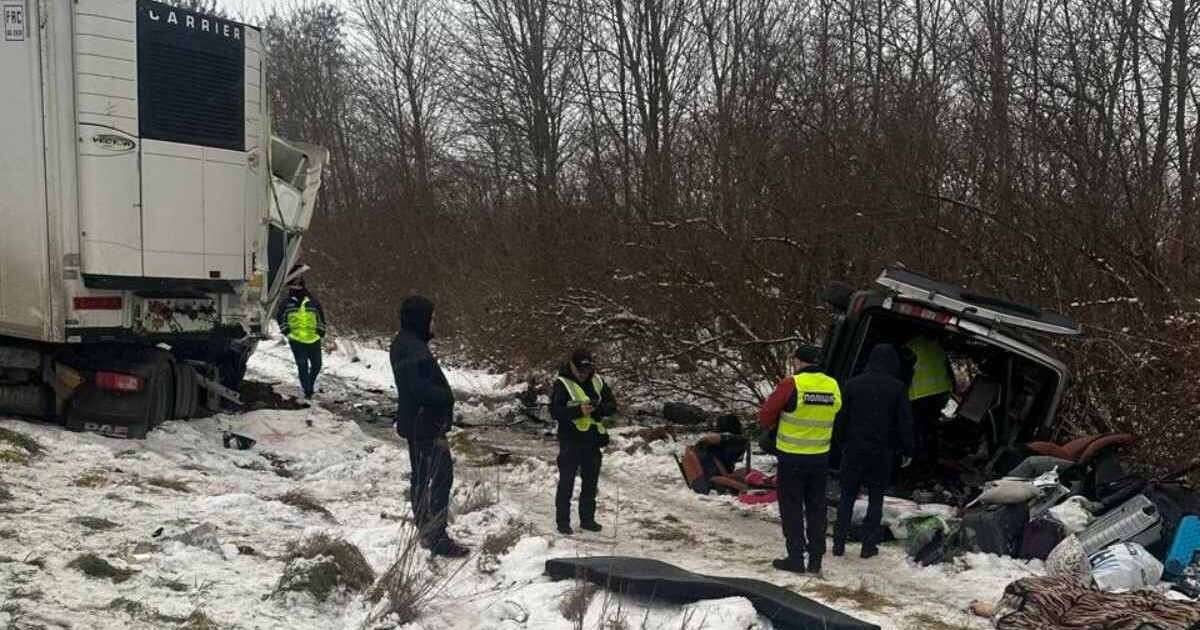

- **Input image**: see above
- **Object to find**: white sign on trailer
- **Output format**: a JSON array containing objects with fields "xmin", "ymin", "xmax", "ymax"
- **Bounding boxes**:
[{"xmin": 3, "ymin": 2, "xmax": 24, "ymax": 41}]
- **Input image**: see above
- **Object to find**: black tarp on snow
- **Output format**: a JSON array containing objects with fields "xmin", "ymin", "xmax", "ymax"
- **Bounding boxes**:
[{"xmin": 545, "ymin": 556, "xmax": 880, "ymax": 630}]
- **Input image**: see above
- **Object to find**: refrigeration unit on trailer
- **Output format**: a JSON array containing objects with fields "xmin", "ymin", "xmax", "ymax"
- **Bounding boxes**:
[{"xmin": 0, "ymin": 0, "xmax": 326, "ymax": 437}]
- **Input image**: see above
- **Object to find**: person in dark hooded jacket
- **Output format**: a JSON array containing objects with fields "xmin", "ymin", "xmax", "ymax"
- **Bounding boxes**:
[
  {"xmin": 549, "ymin": 348, "xmax": 617, "ymax": 535},
  {"xmin": 832, "ymin": 344, "xmax": 915, "ymax": 559},
  {"xmin": 389, "ymin": 295, "xmax": 468, "ymax": 558}
]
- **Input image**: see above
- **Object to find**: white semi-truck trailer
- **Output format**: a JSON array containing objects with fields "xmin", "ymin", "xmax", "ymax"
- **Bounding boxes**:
[{"xmin": 0, "ymin": 0, "xmax": 326, "ymax": 437}]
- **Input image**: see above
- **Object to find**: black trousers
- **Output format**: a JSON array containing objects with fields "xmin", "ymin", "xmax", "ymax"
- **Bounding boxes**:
[
  {"xmin": 912, "ymin": 393, "xmax": 949, "ymax": 470},
  {"xmin": 288, "ymin": 339, "xmax": 322, "ymax": 397},
  {"xmin": 556, "ymin": 442, "xmax": 602, "ymax": 527},
  {"xmin": 777, "ymin": 452, "xmax": 829, "ymax": 561},
  {"xmin": 408, "ymin": 437, "xmax": 454, "ymax": 543},
  {"xmin": 835, "ymin": 446, "xmax": 892, "ymax": 548}
]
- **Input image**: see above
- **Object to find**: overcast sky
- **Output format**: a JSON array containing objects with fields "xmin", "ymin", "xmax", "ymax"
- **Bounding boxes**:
[{"xmin": 225, "ymin": 0, "xmax": 350, "ymax": 25}]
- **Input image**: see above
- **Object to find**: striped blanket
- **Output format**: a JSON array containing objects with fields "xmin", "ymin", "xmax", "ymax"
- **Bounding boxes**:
[{"xmin": 994, "ymin": 576, "xmax": 1200, "ymax": 630}]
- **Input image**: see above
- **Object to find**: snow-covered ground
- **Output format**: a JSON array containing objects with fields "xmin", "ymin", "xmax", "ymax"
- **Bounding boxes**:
[{"xmin": 0, "ymin": 339, "xmax": 1038, "ymax": 629}]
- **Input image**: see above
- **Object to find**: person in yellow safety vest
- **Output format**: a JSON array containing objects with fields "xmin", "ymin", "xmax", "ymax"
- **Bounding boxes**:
[
  {"xmin": 276, "ymin": 273, "xmax": 327, "ymax": 400},
  {"xmin": 902, "ymin": 335, "xmax": 954, "ymax": 474},
  {"xmin": 550, "ymin": 348, "xmax": 617, "ymax": 535},
  {"xmin": 758, "ymin": 344, "xmax": 842, "ymax": 575}
]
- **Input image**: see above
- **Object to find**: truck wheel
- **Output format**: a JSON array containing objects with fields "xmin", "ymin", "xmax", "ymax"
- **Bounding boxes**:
[
  {"xmin": 173, "ymin": 363, "xmax": 200, "ymax": 420},
  {"xmin": 148, "ymin": 357, "xmax": 173, "ymax": 429}
]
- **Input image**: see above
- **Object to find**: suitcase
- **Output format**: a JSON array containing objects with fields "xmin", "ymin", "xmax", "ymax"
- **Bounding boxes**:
[
  {"xmin": 1078, "ymin": 494, "xmax": 1162, "ymax": 555},
  {"xmin": 1165, "ymin": 515, "xmax": 1200, "ymax": 578},
  {"xmin": 963, "ymin": 502, "xmax": 1029, "ymax": 556},
  {"xmin": 1019, "ymin": 517, "xmax": 1067, "ymax": 560}
]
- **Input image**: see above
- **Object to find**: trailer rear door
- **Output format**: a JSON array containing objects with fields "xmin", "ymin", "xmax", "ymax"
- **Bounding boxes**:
[
  {"xmin": 0, "ymin": 1, "xmax": 52, "ymax": 340},
  {"xmin": 875, "ymin": 267, "xmax": 1081, "ymax": 335}
]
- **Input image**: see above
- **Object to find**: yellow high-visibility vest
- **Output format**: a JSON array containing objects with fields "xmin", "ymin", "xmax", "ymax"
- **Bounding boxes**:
[
  {"xmin": 286, "ymin": 297, "xmax": 321, "ymax": 344},
  {"xmin": 907, "ymin": 337, "xmax": 953, "ymax": 400},
  {"xmin": 559, "ymin": 375, "xmax": 607, "ymax": 434},
  {"xmin": 776, "ymin": 372, "xmax": 841, "ymax": 455}
]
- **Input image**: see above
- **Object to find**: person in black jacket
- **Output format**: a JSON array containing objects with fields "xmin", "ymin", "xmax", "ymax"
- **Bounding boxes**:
[
  {"xmin": 832, "ymin": 344, "xmax": 915, "ymax": 559},
  {"xmin": 389, "ymin": 295, "xmax": 468, "ymax": 558},
  {"xmin": 550, "ymin": 349, "xmax": 617, "ymax": 535}
]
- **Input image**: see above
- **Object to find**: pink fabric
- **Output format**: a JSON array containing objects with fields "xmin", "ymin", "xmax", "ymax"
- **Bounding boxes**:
[
  {"xmin": 743, "ymin": 470, "xmax": 777, "ymax": 488},
  {"xmin": 738, "ymin": 490, "xmax": 778, "ymax": 505}
]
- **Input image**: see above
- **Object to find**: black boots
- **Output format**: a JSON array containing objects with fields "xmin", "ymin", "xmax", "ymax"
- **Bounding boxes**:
[
  {"xmin": 832, "ymin": 540, "xmax": 845, "ymax": 557},
  {"xmin": 580, "ymin": 521, "xmax": 602, "ymax": 532},
  {"xmin": 771, "ymin": 557, "xmax": 807, "ymax": 574},
  {"xmin": 557, "ymin": 523, "xmax": 573, "ymax": 535},
  {"xmin": 429, "ymin": 537, "xmax": 470, "ymax": 558},
  {"xmin": 860, "ymin": 545, "xmax": 879, "ymax": 559},
  {"xmin": 806, "ymin": 556, "xmax": 823, "ymax": 575}
]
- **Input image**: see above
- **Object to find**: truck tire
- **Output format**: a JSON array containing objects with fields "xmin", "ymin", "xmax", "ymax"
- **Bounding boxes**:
[
  {"xmin": 147, "ymin": 356, "xmax": 173, "ymax": 429},
  {"xmin": 172, "ymin": 363, "xmax": 200, "ymax": 420}
]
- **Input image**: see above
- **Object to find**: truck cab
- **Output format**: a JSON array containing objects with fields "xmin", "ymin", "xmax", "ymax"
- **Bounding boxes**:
[{"xmin": 821, "ymin": 267, "xmax": 1080, "ymax": 481}]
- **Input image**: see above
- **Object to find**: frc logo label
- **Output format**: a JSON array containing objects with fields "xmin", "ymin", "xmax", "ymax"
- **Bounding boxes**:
[{"xmin": 3, "ymin": 2, "xmax": 25, "ymax": 42}]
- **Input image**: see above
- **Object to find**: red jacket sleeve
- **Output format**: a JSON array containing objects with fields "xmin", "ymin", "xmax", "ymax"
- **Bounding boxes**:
[{"xmin": 758, "ymin": 377, "xmax": 796, "ymax": 429}]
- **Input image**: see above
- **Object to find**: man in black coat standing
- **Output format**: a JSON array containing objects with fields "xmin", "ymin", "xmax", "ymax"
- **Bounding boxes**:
[
  {"xmin": 550, "ymin": 349, "xmax": 617, "ymax": 535},
  {"xmin": 390, "ymin": 295, "xmax": 468, "ymax": 558},
  {"xmin": 832, "ymin": 344, "xmax": 915, "ymax": 559}
]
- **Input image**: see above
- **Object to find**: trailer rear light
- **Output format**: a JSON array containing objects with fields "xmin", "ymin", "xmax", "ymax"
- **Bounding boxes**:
[
  {"xmin": 893, "ymin": 301, "xmax": 952, "ymax": 325},
  {"xmin": 73, "ymin": 296, "xmax": 123, "ymax": 310},
  {"xmin": 95, "ymin": 371, "xmax": 143, "ymax": 393}
]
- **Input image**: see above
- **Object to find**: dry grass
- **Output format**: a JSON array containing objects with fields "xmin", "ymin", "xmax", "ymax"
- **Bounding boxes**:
[
  {"xmin": 275, "ymin": 533, "xmax": 375, "ymax": 602},
  {"xmin": 803, "ymin": 580, "xmax": 897, "ymax": 614},
  {"xmin": 179, "ymin": 609, "xmax": 223, "ymax": 629},
  {"xmin": 277, "ymin": 489, "xmax": 335, "ymax": 521},
  {"xmin": 71, "ymin": 516, "xmax": 120, "ymax": 531},
  {"xmin": 260, "ymin": 452, "xmax": 295, "ymax": 478},
  {"xmin": 480, "ymin": 520, "xmax": 529, "ymax": 558},
  {"xmin": 363, "ymin": 523, "xmax": 469, "ymax": 627},
  {"xmin": 106, "ymin": 598, "xmax": 189, "ymax": 624},
  {"xmin": 632, "ymin": 518, "xmax": 695, "ymax": 544},
  {"xmin": 67, "ymin": 553, "xmax": 137, "ymax": 583},
  {"xmin": 559, "ymin": 582, "xmax": 599, "ymax": 624},
  {"xmin": 0, "ymin": 450, "xmax": 30, "ymax": 465},
  {"xmin": 902, "ymin": 612, "xmax": 977, "ymax": 630},
  {"xmin": 145, "ymin": 477, "xmax": 191, "ymax": 493},
  {"xmin": 73, "ymin": 471, "xmax": 109, "ymax": 488},
  {"xmin": 454, "ymin": 482, "xmax": 499, "ymax": 515},
  {"xmin": 0, "ymin": 427, "xmax": 43, "ymax": 456}
]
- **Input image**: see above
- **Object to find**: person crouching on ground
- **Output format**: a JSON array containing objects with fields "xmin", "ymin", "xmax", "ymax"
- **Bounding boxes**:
[
  {"xmin": 550, "ymin": 348, "xmax": 617, "ymax": 535},
  {"xmin": 687, "ymin": 415, "xmax": 751, "ymax": 494},
  {"xmin": 276, "ymin": 271, "xmax": 326, "ymax": 400},
  {"xmin": 389, "ymin": 295, "xmax": 469, "ymax": 558},
  {"xmin": 759, "ymin": 344, "xmax": 842, "ymax": 575},
  {"xmin": 832, "ymin": 344, "xmax": 914, "ymax": 559}
]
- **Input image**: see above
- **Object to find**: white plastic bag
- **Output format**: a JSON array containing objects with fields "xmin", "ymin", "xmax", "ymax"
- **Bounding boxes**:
[
  {"xmin": 1087, "ymin": 542, "xmax": 1164, "ymax": 592},
  {"xmin": 1048, "ymin": 496, "xmax": 1095, "ymax": 534}
]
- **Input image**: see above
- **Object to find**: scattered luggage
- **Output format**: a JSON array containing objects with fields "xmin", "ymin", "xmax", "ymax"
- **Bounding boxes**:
[
  {"xmin": 1078, "ymin": 494, "xmax": 1162, "ymax": 555},
  {"xmin": 962, "ymin": 502, "xmax": 1029, "ymax": 556},
  {"xmin": 1019, "ymin": 516, "xmax": 1067, "ymax": 561},
  {"xmin": 1164, "ymin": 515, "xmax": 1200, "ymax": 579},
  {"xmin": 1087, "ymin": 542, "xmax": 1163, "ymax": 592}
]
